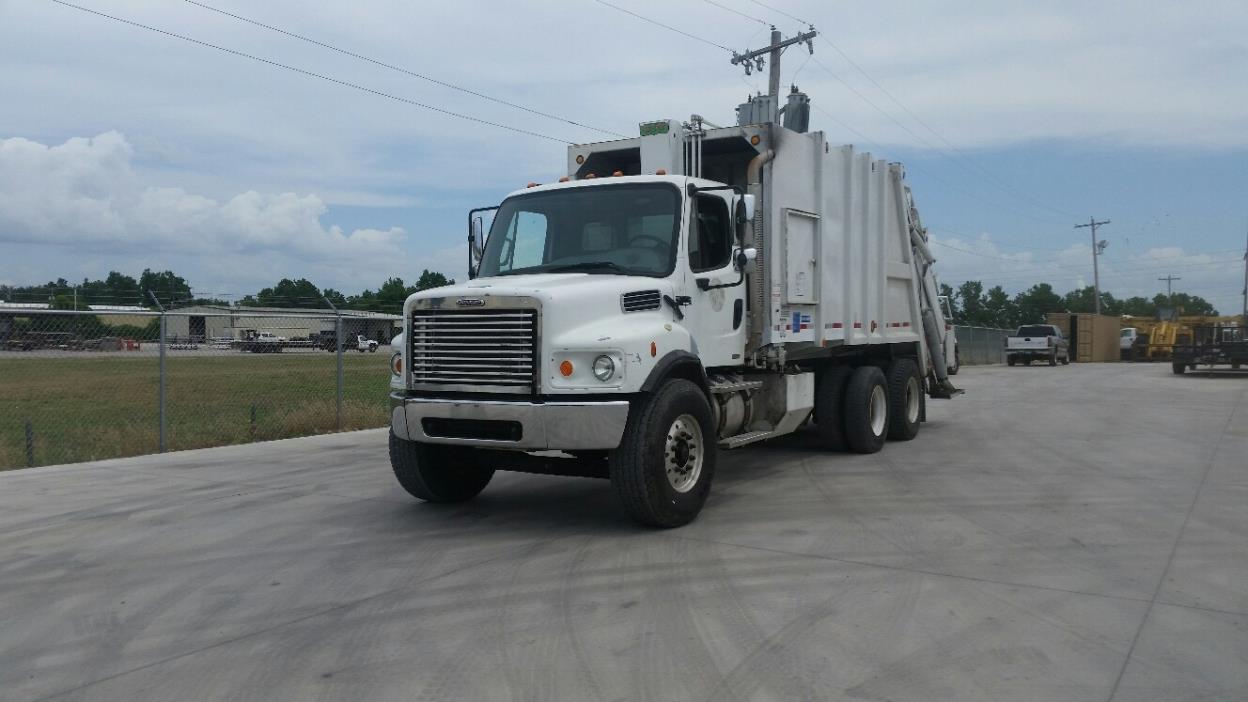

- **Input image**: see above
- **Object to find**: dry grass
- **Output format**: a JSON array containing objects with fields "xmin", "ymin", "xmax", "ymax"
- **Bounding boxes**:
[{"xmin": 0, "ymin": 352, "xmax": 392, "ymax": 469}]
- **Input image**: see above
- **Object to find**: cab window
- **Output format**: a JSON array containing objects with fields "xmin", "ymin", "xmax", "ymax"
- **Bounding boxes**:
[{"xmin": 688, "ymin": 194, "xmax": 732, "ymax": 272}]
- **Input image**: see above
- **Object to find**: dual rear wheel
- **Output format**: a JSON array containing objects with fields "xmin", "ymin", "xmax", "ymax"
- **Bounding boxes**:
[{"xmin": 815, "ymin": 359, "xmax": 922, "ymax": 454}]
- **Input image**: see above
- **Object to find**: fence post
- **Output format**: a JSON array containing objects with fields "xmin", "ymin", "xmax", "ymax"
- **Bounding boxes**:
[
  {"xmin": 149, "ymin": 291, "xmax": 167, "ymax": 452},
  {"xmin": 325, "ymin": 297, "xmax": 344, "ymax": 432},
  {"xmin": 25, "ymin": 419, "xmax": 34, "ymax": 468}
]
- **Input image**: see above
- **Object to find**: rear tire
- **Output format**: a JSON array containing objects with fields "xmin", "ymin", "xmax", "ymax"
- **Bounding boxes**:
[
  {"xmin": 1172, "ymin": 361, "xmax": 1186, "ymax": 375},
  {"xmin": 1061, "ymin": 353, "xmax": 1070, "ymax": 365},
  {"xmin": 814, "ymin": 365, "xmax": 852, "ymax": 450},
  {"xmin": 389, "ymin": 431, "xmax": 494, "ymax": 503},
  {"xmin": 947, "ymin": 346, "xmax": 960, "ymax": 376},
  {"xmin": 1007, "ymin": 356, "xmax": 1016, "ymax": 367},
  {"xmin": 886, "ymin": 359, "xmax": 922, "ymax": 441},
  {"xmin": 844, "ymin": 366, "xmax": 889, "ymax": 454},
  {"xmin": 610, "ymin": 379, "xmax": 716, "ymax": 528},
  {"xmin": 1049, "ymin": 350, "xmax": 1058, "ymax": 366}
]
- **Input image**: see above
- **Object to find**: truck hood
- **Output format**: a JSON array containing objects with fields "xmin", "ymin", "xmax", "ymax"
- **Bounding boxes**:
[{"xmin": 409, "ymin": 273, "xmax": 674, "ymax": 308}]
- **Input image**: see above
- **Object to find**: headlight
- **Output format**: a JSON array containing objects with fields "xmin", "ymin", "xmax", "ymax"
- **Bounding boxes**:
[
  {"xmin": 592, "ymin": 354, "xmax": 615, "ymax": 381},
  {"xmin": 391, "ymin": 352, "xmax": 403, "ymax": 376}
]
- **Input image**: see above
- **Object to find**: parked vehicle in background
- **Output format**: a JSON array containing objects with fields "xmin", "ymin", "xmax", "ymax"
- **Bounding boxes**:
[
  {"xmin": 939, "ymin": 294, "xmax": 959, "ymax": 375},
  {"xmin": 388, "ymin": 91, "xmax": 962, "ymax": 527},
  {"xmin": 1120, "ymin": 327, "xmax": 1138, "ymax": 360},
  {"xmin": 239, "ymin": 330, "xmax": 287, "ymax": 353},
  {"xmin": 1006, "ymin": 324, "xmax": 1070, "ymax": 366},
  {"xmin": 1172, "ymin": 323, "xmax": 1246, "ymax": 373},
  {"xmin": 356, "ymin": 335, "xmax": 379, "ymax": 353}
]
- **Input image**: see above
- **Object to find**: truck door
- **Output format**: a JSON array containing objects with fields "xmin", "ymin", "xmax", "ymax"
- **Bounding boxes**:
[{"xmin": 685, "ymin": 192, "xmax": 747, "ymax": 367}]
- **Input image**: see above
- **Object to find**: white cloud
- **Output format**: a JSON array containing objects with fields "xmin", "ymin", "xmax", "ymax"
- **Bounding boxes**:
[{"xmin": 0, "ymin": 132, "xmax": 405, "ymax": 265}]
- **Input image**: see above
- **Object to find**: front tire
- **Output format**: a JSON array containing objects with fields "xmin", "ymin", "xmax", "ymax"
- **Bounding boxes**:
[
  {"xmin": 1049, "ymin": 350, "xmax": 1058, "ymax": 366},
  {"xmin": 844, "ymin": 366, "xmax": 889, "ymax": 454},
  {"xmin": 389, "ymin": 431, "xmax": 494, "ymax": 502},
  {"xmin": 610, "ymin": 379, "xmax": 716, "ymax": 528},
  {"xmin": 886, "ymin": 359, "xmax": 922, "ymax": 441},
  {"xmin": 1007, "ymin": 356, "xmax": 1017, "ymax": 367},
  {"xmin": 1172, "ymin": 361, "xmax": 1187, "ymax": 375}
]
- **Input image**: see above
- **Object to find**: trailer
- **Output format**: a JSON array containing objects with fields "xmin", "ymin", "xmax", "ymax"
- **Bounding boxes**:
[
  {"xmin": 387, "ymin": 89, "xmax": 961, "ymax": 527},
  {"xmin": 1172, "ymin": 323, "xmax": 1247, "ymax": 373}
]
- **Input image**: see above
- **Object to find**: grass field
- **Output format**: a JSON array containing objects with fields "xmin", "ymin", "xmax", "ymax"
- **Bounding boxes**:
[{"xmin": 0, "ymin": 352, "xmax": 393, "ymax": 470}]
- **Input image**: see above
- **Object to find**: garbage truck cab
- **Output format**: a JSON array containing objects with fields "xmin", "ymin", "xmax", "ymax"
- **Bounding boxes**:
[{"xmin": 390, "ymin": 100, "xmax": 960, "ymax": 527}]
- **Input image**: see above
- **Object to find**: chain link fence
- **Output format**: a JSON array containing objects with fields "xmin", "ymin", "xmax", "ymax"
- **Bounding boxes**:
[
  {"xmin": 1, "ymin": 307, "xmax": 400, "ymax": 470},
  {"xmin": 954, "ymin": 325, "xmax": 1011, "ymax": 366}
]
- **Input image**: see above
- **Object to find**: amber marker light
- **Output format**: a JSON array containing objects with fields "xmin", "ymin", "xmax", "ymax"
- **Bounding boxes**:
[
  {"xmin": 750, "ymin": 135, "xmax": 761, "ymax": 145},
  {"xmin": 650, "ymin": 341, "xmax": 657, "ymax": 357},
  {"xmin": 655, "ymin": 168, "xmax": 667, "ymax": 175},
  {"xmin": 575, "ymin": 154, "xmax": 585, "ymax": 164},
  {"xmin": 558, "ymin": 176, "xmax": 571, "ymax": 182},
  {"xmin": 559, "ymin": 360, "xmax": 574, "ymax": 377}
]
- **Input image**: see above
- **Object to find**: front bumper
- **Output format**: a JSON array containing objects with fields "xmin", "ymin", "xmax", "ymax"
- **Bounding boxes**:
[{"xmin": 390, "ymin": 392, "xmax": 630, "ymax": 450}]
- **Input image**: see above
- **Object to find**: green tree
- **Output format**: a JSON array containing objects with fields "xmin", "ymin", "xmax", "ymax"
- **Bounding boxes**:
[
  {"xmin": 982, "ymin": 285, "xmax": 1019, "ymax": 328},
  {"xmin": 250, "ymin": 278, "xmax": 324, "ymax": 309},
  {"xmin": 139, "ymin": 269, "xmax": 192, "ymax": 307},
  {"xmin": 1153, "ymin": 292, "xmax": 1217, "ymax": 316},
  {"xmin": 1119, "ymin": 296, "xmax": 1155, "ymax": 317},
  {"xmin": 956, "ymin": 281, "xmax": 986, "ymax": 324},
  {"xmin": 415, "ymin": 269, "xmax": 454, "ymax": 291},
  {"xmin": 1014, "ymin": 283, "xmax": 1062, "ymax": 325}
]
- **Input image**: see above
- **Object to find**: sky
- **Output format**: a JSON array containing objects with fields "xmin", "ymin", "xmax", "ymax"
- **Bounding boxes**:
[{"xmin": 2, "ymin": 0, "xmax": 1246, "ymax": 313}]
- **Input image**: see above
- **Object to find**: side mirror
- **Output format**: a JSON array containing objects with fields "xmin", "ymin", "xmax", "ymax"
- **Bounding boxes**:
[
  {"xmin": 739, "ymin": 194, "xmax": 756, "ymax": 222},
  {"xmin": 468, "ymin": 216, "xmax": 485, "ymax": 279},
  {"xmin": 736, "ymin": 247, "xmax": 758, "ymax": 275}
]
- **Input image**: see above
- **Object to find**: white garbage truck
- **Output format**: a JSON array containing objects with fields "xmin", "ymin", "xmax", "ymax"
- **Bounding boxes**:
[{"xmin": 389, "ymin": 92, "xmax": 961, "ymax": 526}]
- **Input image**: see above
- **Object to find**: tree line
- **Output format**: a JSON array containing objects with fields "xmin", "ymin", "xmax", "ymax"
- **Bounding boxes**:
[
  {"xmin": 943, "ymin": 281, "xmax": 1218, "ymax": 329},
  {"xmin": 0, "ymin": 269, "xmax": 454, "ymax": 314}
]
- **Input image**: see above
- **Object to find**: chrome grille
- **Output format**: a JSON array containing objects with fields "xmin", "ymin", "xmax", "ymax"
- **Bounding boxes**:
[
  {"xmin": 409, "ymin": 308, "xmax": 537, "ymax": 392},
  {"xmin": 621, "ymin": 290, "xmax": 661, "ymax": 312}
]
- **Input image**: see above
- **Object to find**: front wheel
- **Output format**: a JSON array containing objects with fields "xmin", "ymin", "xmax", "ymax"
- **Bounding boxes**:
[
  {"xmin": 1049, "ymin": 350, "xmax": 1058, "ymax": 366},
  {"xmin": 1007, "ymin": 356, "xmax": 1017, "ymax": 367},
  {"xmin": 1172, "ymin": 361, "xmax": 1187, "ymax": 375},
  {"xmin": 610, "ymin": 379, "xmax": 716, "ymax": 528},
  {"xmin": 389, "ymin": 432, "xmax": 494, "ymax": 502}
]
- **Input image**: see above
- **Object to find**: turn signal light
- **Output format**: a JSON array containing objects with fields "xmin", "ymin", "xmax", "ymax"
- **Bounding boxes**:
[
  {"xmin": 559, "ymin": 360, "xmax": 574, "ymax": 377},
  {"xmin": 390, "ymin": 352, "xmax": 402, "ymax": 376}
]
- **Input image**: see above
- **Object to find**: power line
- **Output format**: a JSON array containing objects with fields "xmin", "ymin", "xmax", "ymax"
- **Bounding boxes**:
[
  {"xmin": 815, "ymin": 34, "xmax": 1078, "ymax": 220},
  {"xmin": 734, "ymin": 0, "xmax": 1079, "ymax": 222},
  {"xmin": 741, "ymin": 0, "xmax": 806, "ymax": 25},
  {"xmin": 701, "ymin": 0, "xmax": 768, "ymax": 26},
  {"xmin": 180, "ymin": 0, "xmax": 627, "ymax": 139},
  {"xmin": 47, "ymin": 0, "xmax": 572, "ymax": 143},
  {"xmin": 594, "ymin": 0, "xmax": 732, "ymax": 52},
  {"xmin": 809, "ymin": 102, "xmax": 1068, "ymax": 228}
]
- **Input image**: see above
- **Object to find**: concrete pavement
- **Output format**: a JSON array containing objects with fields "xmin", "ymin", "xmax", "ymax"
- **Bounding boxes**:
[{"xmin": 1, "ymin": 363, "xmax": 1244, "ymax": 701}]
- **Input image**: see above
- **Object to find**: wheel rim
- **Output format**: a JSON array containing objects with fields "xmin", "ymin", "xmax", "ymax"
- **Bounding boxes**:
[
  {"xmin": 869, "ymin": 385, "xmax": 887, "ymax": 436},
  {"xmin": 905, "ymin": 376, "xmax": 920, "ymax": 424},
  {"xmin": 664, "ymin": 414, "xmax": 704, "ymax": 493}
]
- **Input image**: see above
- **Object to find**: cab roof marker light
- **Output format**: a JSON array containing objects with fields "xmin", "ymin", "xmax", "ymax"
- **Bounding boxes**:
[{"xmin": 558, "ymin": 176, "xmax": 571, "ymax": 182}]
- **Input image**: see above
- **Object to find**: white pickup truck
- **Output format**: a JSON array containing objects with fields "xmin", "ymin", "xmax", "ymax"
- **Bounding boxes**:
[{"xmin": 1006, "ymin": 324, "xmax": 1070, "ymax": 366}]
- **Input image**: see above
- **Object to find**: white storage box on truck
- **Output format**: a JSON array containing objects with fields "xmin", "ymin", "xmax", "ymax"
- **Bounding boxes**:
[{"xmin": 389, "ymin": 93, "xmax": 961, "ymax": 526}]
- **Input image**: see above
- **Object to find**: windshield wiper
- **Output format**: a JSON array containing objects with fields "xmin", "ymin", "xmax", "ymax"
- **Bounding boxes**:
[{"xmin": 545, "ymin": 261, "xmax": 630, "ymax": 274}]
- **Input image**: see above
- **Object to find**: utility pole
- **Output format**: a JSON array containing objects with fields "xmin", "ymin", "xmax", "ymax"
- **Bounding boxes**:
[
  {"xmin": 1158, "ymin": 275, "xmax": 1181, "ymax": 300},
  {"xmin": 1074, "ymin": 217, "xmax": 1110, "ymax": 314},
  {"xmin": 731, "ymin": 26, "xmax": 818, "ymax": 99},
  {"xmin": 1241, "ymin": 223, "xmax": 1247, "ymax": 324}
]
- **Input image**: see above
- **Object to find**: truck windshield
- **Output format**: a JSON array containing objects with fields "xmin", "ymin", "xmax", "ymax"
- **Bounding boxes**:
[
  {"xmin": 478, "ymin": 183, "xmax": 681, "ymax": 278},
  {"xmin": 1017, "ymin": 325, "xmax": 1054, "ymax": 337}
]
